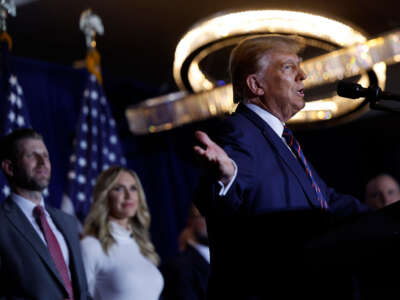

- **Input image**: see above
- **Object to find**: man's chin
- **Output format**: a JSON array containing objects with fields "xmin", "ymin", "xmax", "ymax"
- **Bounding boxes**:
[
  {"xmin": 297, "ymin": 98, "xmax": 306, "ymax": 110},
  {"xmin": 27, "ymin": 180, "xmax": 50, "ymax": 192},
  {"xmin": 288, "ymin": 102, "xmax": 305, "ymax": 119},
  {"xmin": 32, "ymin": 186, "xmax": 48, "ymax": 193},
  {"xmin": 37, "ymin": 183, "xmax": 50, "ymax": 192},
  {"xmin": 195, "ymin": 233, "xmax": 209, "ymax": 246}
]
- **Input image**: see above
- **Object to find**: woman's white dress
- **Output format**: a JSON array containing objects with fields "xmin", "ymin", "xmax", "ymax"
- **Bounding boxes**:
[{"xmin": 81, "ymin": 221, "xmax": 164, "ymax": 300}]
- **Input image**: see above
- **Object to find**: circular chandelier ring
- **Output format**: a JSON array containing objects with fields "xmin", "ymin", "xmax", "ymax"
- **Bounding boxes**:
[{"xmin": 173, "ymin": 9, "xmax": 370, "ymax": 92}]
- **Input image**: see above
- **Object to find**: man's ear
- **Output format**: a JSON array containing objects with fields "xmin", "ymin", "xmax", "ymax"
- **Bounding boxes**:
[
  {"xmin": 1, "ymin": 160, "xmax": 14, "ymax": 178},
  {"xmin": 246, "ymin": 74, "xmax": 264, "ymax": 96}
]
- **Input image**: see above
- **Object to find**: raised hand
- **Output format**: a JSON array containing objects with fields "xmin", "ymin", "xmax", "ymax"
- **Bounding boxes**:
[{"xmin": 193, "ymin": 130, "xmax": 235, "ymax": 185}]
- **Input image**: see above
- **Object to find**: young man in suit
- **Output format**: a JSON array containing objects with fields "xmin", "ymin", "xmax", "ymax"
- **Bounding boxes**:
[
  {"xmin": 193, "ymin": 35, "xmax": 370, "ymax": 299},
  {"xmin": 0, "ymin": 128, "xmax": 90, "ymax": 300}
]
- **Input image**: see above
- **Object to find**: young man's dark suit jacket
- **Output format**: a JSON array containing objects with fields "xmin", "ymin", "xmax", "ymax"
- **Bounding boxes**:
[
  {"xmin": 0, "ymin": 197, "xmax": 90, "ymax": 300},
  {"xmin": 162, "ymin": 244, "xmax": 210, "ymax": 300},
  {"xmin": 195, "ymin": 104, "xmax": 369, "ymax": 299}
]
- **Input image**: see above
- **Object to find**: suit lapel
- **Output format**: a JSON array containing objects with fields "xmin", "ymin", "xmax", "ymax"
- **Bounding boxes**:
[
  {"xmin": 3, "ymin": 198, "xmax": 68, "ymax": 294},
  {"xmin": 236, "ymin": 104, "xmax": 320, "ymax": 207}
]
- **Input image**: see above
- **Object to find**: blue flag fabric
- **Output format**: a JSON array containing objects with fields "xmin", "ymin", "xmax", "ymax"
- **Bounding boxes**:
[
  {"xmin": 62, "ymin": 73, "xmax": 126, "ymax": 223},
  {"xmin": 0, "ymin": 73, "xmax": 33, "ymax": 201}
]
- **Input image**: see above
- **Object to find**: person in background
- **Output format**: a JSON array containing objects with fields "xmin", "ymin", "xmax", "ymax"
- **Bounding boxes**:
[
  {"xmin": 81, "ymin": 166, "xmax": 163, "ymax": 300},
  {"xmin": 162, "ymin": 203, "xmax": 210, "ymax": 300},
  {"xmin": 0, "ymin": 128, "xmax": 89, "ymax": 300},
  {"xmin": 365, "ymin": 173, "xmax": 400, "ymax": 209}
]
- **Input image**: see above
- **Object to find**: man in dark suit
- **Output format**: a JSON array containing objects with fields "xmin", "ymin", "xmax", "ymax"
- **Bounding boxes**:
[
  {"xmin": 162, "ymin": 204, "xmax": 210, "ymax": 300},
  {"xmin": 193, "ymin": 35, "xmax": 370, "ymax": 299},
  {"xmin": 0, "ymin": 128, "xmax": 89, "ymax": 300}
]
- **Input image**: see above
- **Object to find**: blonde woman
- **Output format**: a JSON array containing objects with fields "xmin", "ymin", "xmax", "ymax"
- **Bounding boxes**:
[{"xmin": 81, "ymin": 166, "xmax": 163, "ymax": 300}]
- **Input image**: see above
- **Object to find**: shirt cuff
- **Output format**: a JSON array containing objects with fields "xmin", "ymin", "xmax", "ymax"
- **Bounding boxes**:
[{"xmin": 217, "ymin": 160, "xmax": 238, "ymax": 196}]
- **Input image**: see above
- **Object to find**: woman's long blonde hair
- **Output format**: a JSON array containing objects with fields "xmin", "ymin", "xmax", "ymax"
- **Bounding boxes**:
[{"xmin": 83, "ymin": 166, "xmax": 160, "ymax": 266}]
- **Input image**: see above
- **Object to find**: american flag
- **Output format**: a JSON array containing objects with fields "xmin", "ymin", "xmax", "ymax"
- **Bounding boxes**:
[
  {"xmin": 0, "ymin": 73, "xmax": 33, "ymax": 202},
  {"xmin": 62, "ymin": 73, "xmax": 126, "ymax": 223}
]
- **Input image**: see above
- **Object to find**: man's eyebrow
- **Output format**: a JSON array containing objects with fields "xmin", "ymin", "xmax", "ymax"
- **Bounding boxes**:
[
  {"xmin": 280, "ymin": 56, "xmax": 302, "ymax": 64},
  {"xmin": 280, "ymin": 58, "xmax": 298, "ymax": 65}
]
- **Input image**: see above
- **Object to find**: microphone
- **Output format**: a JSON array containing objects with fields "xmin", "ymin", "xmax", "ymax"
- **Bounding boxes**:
[{"xmin": 337, "ymin": 81, "xmax": 400, "ymax": 101}]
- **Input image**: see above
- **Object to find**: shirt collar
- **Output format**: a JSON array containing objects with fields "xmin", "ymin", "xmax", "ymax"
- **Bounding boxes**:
[
  {"xmin": 109, "ymin": 220, "xmax": 133, "ymax": 239},
  {"xmin": 245, "ymin": 103, "xmax": 285, "ymax": 137},
  {"xmin": 11, "ymin": 192, "xmax": 45, "ymax": 218},
  {"xmin": 188, "ymin": 240, "xmax": 210, "ymax": 264}
]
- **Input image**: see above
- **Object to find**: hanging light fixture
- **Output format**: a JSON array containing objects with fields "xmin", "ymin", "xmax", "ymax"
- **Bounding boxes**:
[{"xmin": 126, "ymin": 9, "xmax": 399, "ymax": 134}]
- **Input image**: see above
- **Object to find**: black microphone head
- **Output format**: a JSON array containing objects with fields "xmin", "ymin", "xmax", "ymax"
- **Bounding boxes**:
[{"xmin": 337, "ymin": 81, "xmax": 365, "ymax": 99}]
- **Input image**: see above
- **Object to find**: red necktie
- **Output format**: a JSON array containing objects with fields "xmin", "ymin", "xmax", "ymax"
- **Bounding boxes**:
[
  {"xmin": 33, "ymin": 205, "xmax": 74, "ymax": 300},
  {"xmin": 283, "ymin": 126, "xmax": 328, "ymax": 210}
]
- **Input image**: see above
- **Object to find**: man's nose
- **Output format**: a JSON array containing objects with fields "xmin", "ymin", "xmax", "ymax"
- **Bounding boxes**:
[
  {"xmin": 382, "ymin": 194, "xmax": 392, "ymax": 205},
  {"xmin": 35, "ymin": 154, "xmax": 45, "ymax": 164},
  {"xmin": 297, "ymin": 67, "xmax": 307, "ymax": 81}
]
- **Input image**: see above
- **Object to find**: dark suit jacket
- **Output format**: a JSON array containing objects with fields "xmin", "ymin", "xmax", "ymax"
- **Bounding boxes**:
[
  {"xmin": 0, "ymin": 197, "xmax": 90, "ymax": 300},
  {"xmin": 161, "ymin": 244, "xmax": 210, "ymax": 300},
  {"xmin": 195, "ymin": 104, "xmax": 370, "ymax": 299}
]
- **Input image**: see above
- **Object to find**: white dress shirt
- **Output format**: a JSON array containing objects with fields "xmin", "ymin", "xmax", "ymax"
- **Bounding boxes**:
[
  {"xmin": 188, "ymin": 240, "xmax": 210, "ymax": 264},
  {"xmin": 245, "ymin": 103, "xmax": 285, "ymax": 139}
]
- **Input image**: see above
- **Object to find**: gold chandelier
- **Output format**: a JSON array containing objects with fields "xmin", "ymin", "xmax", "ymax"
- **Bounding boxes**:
[{"xmin": 126, "ymin": 10, "xmax": 400, "ymax": 134}]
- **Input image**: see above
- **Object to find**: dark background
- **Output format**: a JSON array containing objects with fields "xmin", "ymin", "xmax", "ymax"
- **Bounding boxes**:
[{"xmin": 9, "ymin": 0, "xmax": 400, "ymax": 86}]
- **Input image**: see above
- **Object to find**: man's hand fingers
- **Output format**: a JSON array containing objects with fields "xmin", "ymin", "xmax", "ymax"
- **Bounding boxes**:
[
  {"xmin": 193, "ymin": 145, "xmax": 206, "ymax": 156},
  {"xmin": 195, "ymin": 130, "xmax": 214, "ymax": 148},
  {"xmin": 194, "ymin": 145, "xmax": 217, "ymax": 161}
]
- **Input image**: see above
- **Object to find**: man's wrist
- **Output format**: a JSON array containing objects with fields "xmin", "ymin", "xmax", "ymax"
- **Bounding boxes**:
[
  {"xmin": 218, "ymin": 160, "xmax": 238, "ymax": 196},
  {"xmin": 220, "ymin": 159, "xmax": 235, "ymax": 185}
]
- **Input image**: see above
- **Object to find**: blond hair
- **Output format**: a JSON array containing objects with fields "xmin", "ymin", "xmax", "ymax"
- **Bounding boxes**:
[
  {"xmin": 83, "ymin": 166, "xmax": 160, "ymax": 266},
  {"xmin": 229, "ymin": 34, "xmax": 305, "ymax": 103}
]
